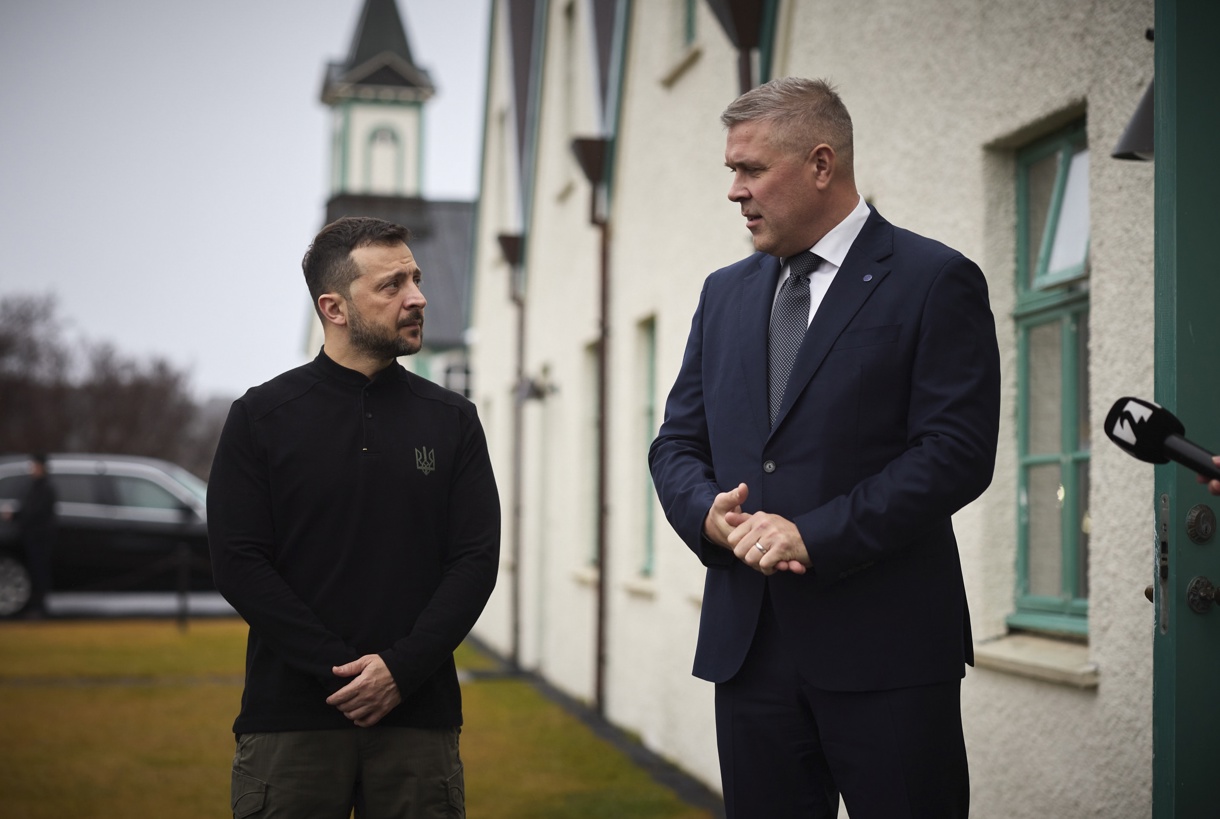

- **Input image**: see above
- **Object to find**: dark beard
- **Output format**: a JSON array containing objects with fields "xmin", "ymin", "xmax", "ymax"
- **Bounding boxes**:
[{"xmin": 348, "ymin": 307, "xmax": 423, "ymax": 359}]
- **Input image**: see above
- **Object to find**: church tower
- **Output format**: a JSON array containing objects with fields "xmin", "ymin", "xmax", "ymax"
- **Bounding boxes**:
[{"xmin": 322, "ymin": 0, "xmax": 435, "ymax": 198}]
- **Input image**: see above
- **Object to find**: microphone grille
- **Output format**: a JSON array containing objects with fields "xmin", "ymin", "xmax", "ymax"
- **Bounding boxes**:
[{"xmin": 1104, "ymin": 396, "xmax": 1184, "ymax": 464}]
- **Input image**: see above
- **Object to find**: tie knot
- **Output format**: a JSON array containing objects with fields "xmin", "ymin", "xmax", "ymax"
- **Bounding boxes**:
[{"xmin": 786, "ymin": 251, "xmax": 821, "ymax": 280}]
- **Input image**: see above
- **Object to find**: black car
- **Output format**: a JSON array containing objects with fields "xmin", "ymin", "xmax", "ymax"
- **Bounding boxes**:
[{"xmin": 0, "ymin": 454, "xmax": 212, "ymax": 616}]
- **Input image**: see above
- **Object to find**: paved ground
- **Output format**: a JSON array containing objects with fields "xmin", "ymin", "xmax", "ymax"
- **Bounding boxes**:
[{"xmin": 43, "ymin": 591, "xmax": 235, "ymax": 618}]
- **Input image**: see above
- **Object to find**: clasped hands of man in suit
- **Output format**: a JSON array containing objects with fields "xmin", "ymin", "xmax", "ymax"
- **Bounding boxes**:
[{"xmin": 704, "ymin": 482, "xmax": 810, "ymax": 575}]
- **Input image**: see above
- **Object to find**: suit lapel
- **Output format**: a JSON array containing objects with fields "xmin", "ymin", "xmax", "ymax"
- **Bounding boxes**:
[
  {"xmin": 770, "ymin": 208, "xmax": 895, "ymax": 432},
  {"xmin": 737, "ymin": 253, "xmax": 781, "ymax": 432}
]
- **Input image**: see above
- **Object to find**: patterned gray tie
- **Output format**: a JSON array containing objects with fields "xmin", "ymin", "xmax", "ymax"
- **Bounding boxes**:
[{"xmin": 768, "ymin": 252, "xmax": 820, "ymax": 426}]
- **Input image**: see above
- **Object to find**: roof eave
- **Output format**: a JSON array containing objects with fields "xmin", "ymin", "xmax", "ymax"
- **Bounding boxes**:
[{"xmin": 320, "ymin": 54, "xmax": 436, "ymax": 105}]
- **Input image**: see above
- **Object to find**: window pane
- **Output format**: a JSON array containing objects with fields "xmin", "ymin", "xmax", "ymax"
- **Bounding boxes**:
[
  {"xmin": 1028, "ymin": 463, "xmax": 1064, "ymax": 597},
  {"xmin": 1025, "ymin": 151, "xmax": 1058, "ymax": 287},
  {"xmin": 1077, "ymin": 460, "xmax": 1090, "ymax": 599},
  {"xmin": 1047, "ymin": 148, "xmax": 1090, "ymax": 276},
  {"xmin": 111, "ymin": 476, "xmax": 181, "ymax": 510},
  {"xmin": 0, "ymin": 475, "xmax": 32, "ymax": 502},
  {"xmin": 166, "ymin": 464, "xmax": 208, "ymax": 505},
  {"xmin": 1027, "ymin": 320, "xmax": 1063, "ymax": 454},
  {"xmin": 369, "ymin": 128, "xmax": 399, "ymax": 195},
  {"xmin": 51, "ymin": 474, "xmax": 99, "ymax": 505}
]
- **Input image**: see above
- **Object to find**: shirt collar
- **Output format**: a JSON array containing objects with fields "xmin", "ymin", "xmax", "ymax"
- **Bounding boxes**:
[
  {"xmin": 313, "ymin": 347, "xmax": 404, "ymax": 387},
  {"xmin": 806, "ymin": 194, "xmax": 870, "ymax": 269}
]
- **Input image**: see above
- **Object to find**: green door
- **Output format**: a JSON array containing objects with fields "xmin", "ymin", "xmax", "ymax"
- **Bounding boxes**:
[{"xmin": 1153, "ymin": 0, "xmax": 1220, "ymax": 814}]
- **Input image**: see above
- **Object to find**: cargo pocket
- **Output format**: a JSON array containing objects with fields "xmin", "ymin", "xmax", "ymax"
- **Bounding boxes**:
[
  {"xmin": 446, "ymin": 764, "xmax": 465, "ymax": 818},
  {"xmin": 231, "ymin": 770, "xmax": 267, "ymax": 818}
]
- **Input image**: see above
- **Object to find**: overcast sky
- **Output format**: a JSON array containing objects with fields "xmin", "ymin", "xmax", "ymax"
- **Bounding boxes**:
[{"xmin": 0, "ymin": 0, "xmax": 489, "ymax": 400}]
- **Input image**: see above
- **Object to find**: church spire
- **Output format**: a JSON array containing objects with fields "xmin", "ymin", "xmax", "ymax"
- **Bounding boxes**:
[{"xmin": 322, "ymin": 0, "xmax": 435, "ymax": 105}]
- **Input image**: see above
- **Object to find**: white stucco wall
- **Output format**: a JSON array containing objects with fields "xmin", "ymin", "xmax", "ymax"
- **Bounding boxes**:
[
  {"xmin": 598, "ymin": 1, "xmax": 751, "ymax": 789},
  {"xmin": 469, "ymin": 0, "xmax": 1157, "ymax": 815},
  {"xmin": 466, "ymin": 1, "xmax": 524, "ymax": 662}
]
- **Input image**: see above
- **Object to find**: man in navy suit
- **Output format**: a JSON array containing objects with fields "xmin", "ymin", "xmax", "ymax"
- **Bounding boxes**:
[{"xmin": 649, "ymin": 78, "xmax": 1000, "ymax": 818}]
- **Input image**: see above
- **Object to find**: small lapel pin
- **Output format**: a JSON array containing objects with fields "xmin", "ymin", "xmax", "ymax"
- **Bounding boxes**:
[{"xmin": 863, "ymin": 274, "xmax": 873, "ymax": 282}]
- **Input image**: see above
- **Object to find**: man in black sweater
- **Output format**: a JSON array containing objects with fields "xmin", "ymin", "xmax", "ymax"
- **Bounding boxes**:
[{"xmin": 208, "ymin": 217, "xmax": 500, "ymax": 818}]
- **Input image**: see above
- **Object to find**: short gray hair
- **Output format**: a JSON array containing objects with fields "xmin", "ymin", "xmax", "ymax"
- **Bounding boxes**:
[{"xmin": 721, "ymin": 77, "xmax": 854, "ymax": 170}]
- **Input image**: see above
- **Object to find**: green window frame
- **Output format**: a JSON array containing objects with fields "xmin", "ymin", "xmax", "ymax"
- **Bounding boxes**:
[
  {"xmin": 682, "ymin": 0, "xmax": 697, "ymax": 46},
  {"xmin": 639, "ymin": 317, "xmax": 657, "ymax": 577},
  {"xmin": 1017, "ymin": 122, "xmax": 1091, "ymax": 294},
  {"xmin": 1011, "ymin": 121, "xmax": 1091, "ymax": 636}
]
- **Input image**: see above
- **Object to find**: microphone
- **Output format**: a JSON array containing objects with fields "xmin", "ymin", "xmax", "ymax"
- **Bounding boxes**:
[{"xmin": 1105, "ymin": 396, "xmax": 1220, "ymax": 481}]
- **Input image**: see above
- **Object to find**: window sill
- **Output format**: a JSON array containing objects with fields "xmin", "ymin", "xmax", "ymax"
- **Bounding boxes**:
[
  {"xmin": 622, "ymin": 576, "xmax": 657, "ymax": 600},
  {"xmin": 973, "ymin": 633, "xmax": 1098, "ymax": 689},
  {"xmin": 572, "ymin": 566, "xmax": 598, "ymax": 588}
]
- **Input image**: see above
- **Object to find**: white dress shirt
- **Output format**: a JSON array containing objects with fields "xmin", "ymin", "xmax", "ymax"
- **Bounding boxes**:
[{"xmin": 773, "ymin": 194, "xmax": 871, "ymax": 326}]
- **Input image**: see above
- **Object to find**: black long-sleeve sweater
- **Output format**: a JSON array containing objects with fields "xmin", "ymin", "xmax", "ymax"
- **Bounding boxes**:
[{"xmin": 207, "ymin": 350, "xmax": 500, "ymax": 734}]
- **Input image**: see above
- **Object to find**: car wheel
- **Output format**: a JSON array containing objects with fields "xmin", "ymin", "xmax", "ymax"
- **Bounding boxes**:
[{"xmin": 0, "ymin": 556, "xmax": 32, "ymax": 617}]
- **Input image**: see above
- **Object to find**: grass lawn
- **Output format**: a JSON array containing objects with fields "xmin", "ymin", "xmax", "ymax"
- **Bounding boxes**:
[{"xmin": 0, "ymin": 618, "xmax": 712, "ymax": 818}]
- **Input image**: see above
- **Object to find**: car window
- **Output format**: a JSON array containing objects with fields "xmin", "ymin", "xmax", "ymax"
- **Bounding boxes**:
[
  {"xmin": 50, "ymin": 473, "xmax": 102, "ymax": 504},
  {"xmin": 110, "ymin": 475, "xmax": 184, "ymax": 510},
  {"xmin": 0, "ymin": 474, "xmax": 32, "ymax": 502},
  {"xmin": 166, "ymin": 464, "xmax": 207, "ymax": 505}
]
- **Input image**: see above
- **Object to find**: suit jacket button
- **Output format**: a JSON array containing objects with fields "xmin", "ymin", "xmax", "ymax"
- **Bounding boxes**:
[{"xmin": 763, "ymin": 460, "xmax": 776, "ymax": 473}]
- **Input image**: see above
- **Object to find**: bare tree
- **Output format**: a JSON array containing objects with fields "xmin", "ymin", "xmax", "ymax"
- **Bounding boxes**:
[
  {"xmin": 0, "ymin": 294, "xmax": 227, "ymax": 479},
  {"xmin": 0, "ymin": 295, "xmax": 74, "ymax": 454}
]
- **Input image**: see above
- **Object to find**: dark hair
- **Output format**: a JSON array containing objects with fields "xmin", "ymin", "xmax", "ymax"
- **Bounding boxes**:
[
  {"xmin": 30, "ymin": 453, "xmax": 48, "ymax": 467},
  {"xmin": 721, "ymin": 77, "xmax": 854, "ymax": 172},
  {"xmin": 302, "ymin": 217, "xmax": 412, "ymax": 317}
]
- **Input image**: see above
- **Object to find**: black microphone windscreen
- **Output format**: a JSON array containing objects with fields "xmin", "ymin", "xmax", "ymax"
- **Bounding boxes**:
[{"xmin": 1104, "ymin": 396, "xmax": 1186, "ymax": 464}]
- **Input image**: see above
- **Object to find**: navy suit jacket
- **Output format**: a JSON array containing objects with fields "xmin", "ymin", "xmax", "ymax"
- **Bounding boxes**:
[{"xmin": 649, "ymin": 206, "xmax": 1000, "ymax": 692}]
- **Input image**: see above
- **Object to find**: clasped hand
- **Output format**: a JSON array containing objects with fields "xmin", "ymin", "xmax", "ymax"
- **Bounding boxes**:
[
  {"xmin": 704, "ymin": 483, "xmax": 810, "ymax": 576},
  {"xmin": 326, "ymin": 654, "xmax": 402, "ymax": 728}
]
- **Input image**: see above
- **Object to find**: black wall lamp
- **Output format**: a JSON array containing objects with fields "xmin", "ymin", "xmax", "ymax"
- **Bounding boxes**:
[
  {"xmin": 1112, "ymin": 29, "xmax": 1154, "ymax": 162},
  {"xmin": 571, "ymin": 136, "xmax": 610, "ymax": 225}
]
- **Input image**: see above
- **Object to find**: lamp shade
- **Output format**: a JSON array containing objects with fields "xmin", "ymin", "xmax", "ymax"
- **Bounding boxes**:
[
  {"xmin": 570, "ymin": 137, "xmax": 609, "ymax": 185},
  {"xmin": 1112, "ymin": 80, "xmax": 1154, "ymax": 161}
]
